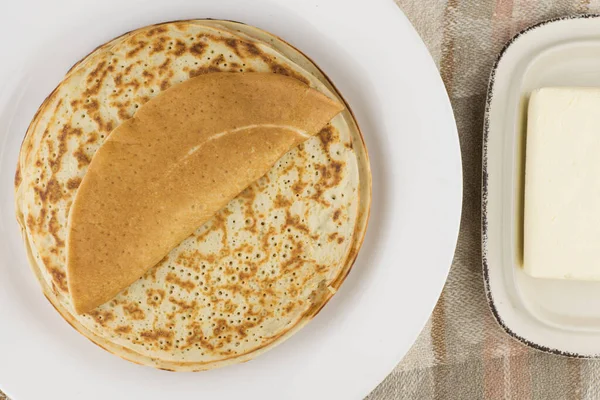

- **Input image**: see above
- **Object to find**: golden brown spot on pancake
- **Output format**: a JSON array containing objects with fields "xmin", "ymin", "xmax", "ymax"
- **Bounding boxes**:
[
  {"xmin": 282, "ymin": 240, "xmax": 305, "ymax": 273},
  {"xmin": 111, "ymin": 100, "xmax": 132, "ymax": 120},
  {"xmin": 140, "ymin": 329, "xmax": 174, "ymax": 346},
  {"xmin": 39, "ymin": 207, "xmax": 47, "ymax": 229},
  {"xmin": 48, "ymin": 265, "xmax": 68, "ymax": 292},
  {"xmin": 48, "ymin": 210, "xmax": 64, "ymax": 247},
  {"xmin": 128, "ymin": 79, "xmax": 141, "ymax": 91},
  {"xmin": 146, "ymin": 288, "xmax": 166, "ymax": 306},
  {"xmin": 337, "ymin": 237, "xmax": 344, "ymax": 244},
  {"xmin": 171, "ymin": 40, "xmax": 187, "ymax": 56},
  {"xmin": 238, "ymin": 187, "xmax": 258, "ymax": 233},
  {"xmin": 122, "ymin": 302, "xmax": 146, "ymax": 320},
  {"xmin": 83, "ymin": 61, "xmax": 109, "ymax": 97},
  {"xmin": 189, "ymin": 65, "xmax": 221, "ymax": 78},
  {"xmin": 345, "ymin": 141, "xmax": 353, "ymax": 149},
  {"xmin": 124, "ymin": 64, "xmax": 134, "ymax": 75},
  {"xmin": 70, "ymin": 99, "xmax": 80, "ymax": 109},
  {"xmin": 211, "ymin": 54, "xmax": 226, "ymax": 66},
  {"xmin": 327, "ymin": 161, "xmax": 344, "ymax": 185},
  {"xmin": 14, "ymin": 165, "xmax": 21, "ymax": 188},
  {"xmin": 114, "ymin": 73, "xmax": 123, "ymax": 88},
  {"xmin": 280, "ymin": 162, "xmax": 298, "ymax": 177},
  {"xmin": 150, "ymin": 36, "xmax": 167, "ymax": 55},
  {"xmin": 328, "ymin": 232, "xmax": 338, "ymax": 241},
  {"xmin": 291, "ymin": 180, "xmax": 307, "ymax": 195},
  {"xmin": 87, "ymin": 309, "xmax": 114, "ymax": 327},
  {"xmin": 115, "ymin": 325, "xmax": 132, "ymax": 334},
  {"xmin": 146, "ymin": 26, "xmax": 167, "ymax": 37},
  {"xmin": 243, "ymin": 42, "xmax": 261, "ymax": 56},
  {"xmin": 315, "ymin": 264, "xmax": 329, "ymax": 274},
  {"xmin": 49, "ymin": 125, "xmax": 78, "ymax": 173},
  {"xmin": 166, "ymin": 297, "xmax": 197, "ymax": 326},
  {"xmin": 318, "ymin": 125, "xmax": 339, "ymax": 154},
  {"xmin": 284, "ymin": 302, "xmax": 296, "ymax": 315},
  {"xmin": 273, "ymin": 194, "xmax": 292, "ymax": 208},
  {"xmin": 213, "ymin": 318, "xmax": 229, "ymax": 335},
  {"xmin": 189, "ymin": 42, "xmax": 207, "ymax": 57},
  {"xmin": 93, "ymin": 114, "xmax": 111, "ymax": 132},
  {"xmin": 158, "ymin": 58, "xmax": 171, "ymax": 76},
  {"xmin": 26, "ymin": 214, "xmax": 35, "ymax": 232},
  {"xmin": 126, "ymin": 40, "xmax": 148, "ymax": 58},
  {"xmin": 166, "ymin": 272, "xmax": 196, "ymax": 292},
  {"xmin": 138, "ymin": 96, "xmax": 150, "ymax": 106},
  {"xmin": 35, "ymin": 177, "xmax": 63, "ymax": 204},
  {"xmin": 182, "ymin": 322, "xmax": 214, "ymax": 350},
  {"xmin": 284, "ymin": 211, "xmax": 311, "ymax": 236},
  {"xmin": 160, "ymin": 79, "xmax": 170, "ymax": 91},
  {"xmin": 169, "ymin": 296, "xmax": 196, "ymax": 313},
  {"xmin": 223, "ymin": 39, "xmax": 242, "ymax": 57},
  {"xmin": 174, "ymin": 22, "xmax": 188, "ymax": 31},
  {"xmin": 73, "ymin": 146, "xmax": 91, "ymax": 168},
  {"xmin": 260, "ymin": 225, "xmax": 276, "ymax": 251},
  {"xmin": 311, "ymin": 161, "xmax": 345, "ymax": 204},
  {"xmin": 241, "ymin": 42, "xmax": 309, "ymax": 85},
  {"xmin": 142, "ymin": 69, "xmax": 154, "ymax": 82},
  {"xmin": 86, "ymin": 132, "xmax": 98, "ymax": 144},
  {"xmin": 333, "ymin": 209, "xmax": 341, "ymax": 221},
  {"xmin": 67, "ymin": 124, "xmax": 83, "ymax": 136},
  {"xmin": 83, "ymin": 98, "xmax": 99, "ymax": 113}
]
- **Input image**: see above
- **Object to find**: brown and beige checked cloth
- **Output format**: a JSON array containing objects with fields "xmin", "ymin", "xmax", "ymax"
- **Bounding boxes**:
[
  {"xmin": 367, "ymin": 0, "xmax": 600, "ymax": 399},
  {"xmin": 2, "ymin": 2, "xmax": 600, "ymax": 400}
]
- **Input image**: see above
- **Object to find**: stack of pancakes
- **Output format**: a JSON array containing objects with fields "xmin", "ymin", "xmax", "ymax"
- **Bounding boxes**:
[{"xmin": 15, "ymin": 20, "xmax": 371, "ymax": 370}]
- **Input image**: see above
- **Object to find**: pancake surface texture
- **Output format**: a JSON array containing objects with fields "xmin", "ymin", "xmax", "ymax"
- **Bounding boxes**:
[
  {"xmin": 15, "ymin": 20, "xmax": 371, "ymax": 370},
  {"xmin": 68, "ymin": 73, "xmax": 344, "ymax": 314}
]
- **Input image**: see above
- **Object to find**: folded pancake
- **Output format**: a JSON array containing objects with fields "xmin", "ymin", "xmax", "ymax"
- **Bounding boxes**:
[{"xmin": 67, "ymin": 72, "xmax": 344, "ymax": 313}]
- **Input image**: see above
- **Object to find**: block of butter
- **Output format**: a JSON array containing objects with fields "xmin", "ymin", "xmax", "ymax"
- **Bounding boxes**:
[{"xmin": 524, "ymin": 87, "xmax": 600, "ymax": 280}]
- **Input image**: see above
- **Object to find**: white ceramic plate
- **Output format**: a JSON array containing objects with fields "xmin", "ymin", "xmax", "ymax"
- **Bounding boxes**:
[
  {"xmin": 0, "ymin": 0, "xmax": 462, "ymax": 398},
  {"xmin": 483, "ymin": 14, "xmax": 600, "ymax": 358}
]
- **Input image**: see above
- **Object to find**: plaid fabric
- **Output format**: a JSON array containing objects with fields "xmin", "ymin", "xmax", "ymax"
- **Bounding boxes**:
[
  {"xmin": 368, "ymin": 0, "xmax": 600, "ymax": 399},
  {"xmin": 3, "ymin": 2, "xmax": 600, "ymax": 400}
]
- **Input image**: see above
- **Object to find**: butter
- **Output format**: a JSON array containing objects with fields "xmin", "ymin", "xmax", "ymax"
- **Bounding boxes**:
[{"xmin": 524, "ymin": 87, "xmax": 600, "ymax": 280}]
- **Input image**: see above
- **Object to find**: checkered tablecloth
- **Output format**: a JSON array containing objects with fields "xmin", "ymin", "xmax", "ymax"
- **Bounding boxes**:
[{"xmin": 367, "ymin": 0, "xmax": 600, "ymax": 399}]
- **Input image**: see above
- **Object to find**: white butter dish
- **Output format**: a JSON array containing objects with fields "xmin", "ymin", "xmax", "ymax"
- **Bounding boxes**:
[{"xmin": 483, "ymin": 14, "xmax": 600, "ymax": 357}]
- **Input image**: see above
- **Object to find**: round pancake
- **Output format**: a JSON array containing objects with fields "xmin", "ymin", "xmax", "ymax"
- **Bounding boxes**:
[{"xmin": 15, "ymin": 20, "xmax": 371, "ymax": 370}]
